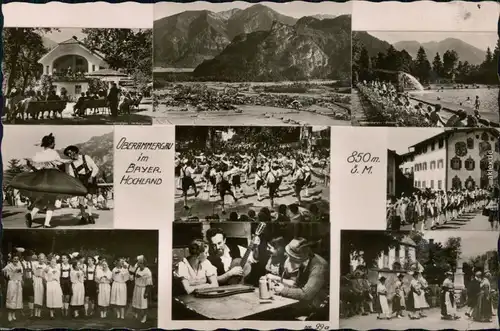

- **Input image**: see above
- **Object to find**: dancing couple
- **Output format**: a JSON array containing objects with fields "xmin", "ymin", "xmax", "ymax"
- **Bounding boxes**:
[{"xmin": 10, "ymin": 133, "xmax": 100, "ymax": 228}]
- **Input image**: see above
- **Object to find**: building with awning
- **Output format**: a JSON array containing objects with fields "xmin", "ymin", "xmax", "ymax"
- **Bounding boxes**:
[
  {"xmin": 38, "ymin": 36, "xmax": 109, "ymax": 98},
  {"xmin": 85, "ymin": 68, "xmax": 129, "ymax": 88}
]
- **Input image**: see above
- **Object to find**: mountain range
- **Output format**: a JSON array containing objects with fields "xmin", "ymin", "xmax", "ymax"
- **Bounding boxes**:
[
  {"xmin": 353, "ymin": 31, "xmax": 488, "ymax": 65},
  {"xmin": 153, "ymin": 4, "xmax": 351, "ymax": 81}
]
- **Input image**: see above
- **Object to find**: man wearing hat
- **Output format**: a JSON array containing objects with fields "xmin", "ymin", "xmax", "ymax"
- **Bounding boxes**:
[
  {"xmin": 272, "ymin": 238, "xmax": 328, "ymax": 317},
  {"xmin": 63, "ymin": 145, "xmax": 99, "ymax": 225}
]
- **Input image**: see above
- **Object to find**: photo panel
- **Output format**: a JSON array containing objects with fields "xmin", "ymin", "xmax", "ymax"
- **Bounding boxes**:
[
  {"xmin": 171, "ymin": 222, "xmax": 331, "ymax": 324},
  {"xmin": 0, "ymin": 229, "xmax": 159, "ymax": 328},
  {"xmin": 152, "ymin": 1, "xmax": 352, "ymax": 126},
  {"xmin": 175, "ymin": 125, "xmax": 331, "ymax": 222},
  {"xmin": 339, "ymin": 230, "xmax": 499, "ymax": 330},
  {"xmin": 330, "ymin": 126, "xmax": 388, "ymax": 230},
  {"xmin": 387, "ymin": 128, "xmax": 500, "ymax": 231},
  {"xmin": 3, "ymin": 3, "xmax": 154, "ymax": 125},
  {"xmin": 351, "ymin": 1, "xmax": 499, "ymax": 128},
  {"xmin": 331, "ymin": 126, "xmax": 500, "ymax": 231},
  {"xmin": 113, "ymin": 125, "xmax": 175, "ymax": 228},
  {"xmin": 2, "ymin": 125, "xmax": 115, "ymax": 229}
]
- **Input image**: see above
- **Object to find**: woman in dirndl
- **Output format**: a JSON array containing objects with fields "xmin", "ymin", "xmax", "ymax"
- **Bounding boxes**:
[
  {"xmin": 472, "ymin": 272, "xmax": 493, "ymax": 322},
  {"xmin": 45, "ymin": 257, "xmax": 63, "ymax": 319},
  {"xmin": 111, "ymin": 258, "xmax": 129, "ymax": 319},
  {"xmin": 374, "ymin": 276, "xmax": 391, "ymax": 320},
  {"xmin": 440, "ymin": 271, "xmax": 459, "ymax": 320},
  {"xmin": 70, "ymin": 261, "xmax": 85, "ymax": 317},
  {"xmin": 96, "ymin": 259, "xmax": 112, "ymax": 318},
  {"xmin": 417, "ymin": 273, "xmax": 430, "ymax": 316},
  {"xmin": 33, "ymin": 253, "xmax": 47, "ymax": 318},
  {"xmin": 392, "ymin": 273, "xmax": 406, "ymax": 318},
  {"xmin": 132, "ymin": 256, "xmax": 153, "ymax": 324},
  {"xmin": 406, "ymin": 271, "xmax": 423, "ymax": 319},
  {"xmin": 10, "ymin": 133, "xmax": 86, "ymax": 228},
  {"xmin": 83, "ymin": 256, "xmax": 98, "ymax": 316},
  {"xmin": 3, "ymin": 254, "xmax": 24, "ymax": 322}
]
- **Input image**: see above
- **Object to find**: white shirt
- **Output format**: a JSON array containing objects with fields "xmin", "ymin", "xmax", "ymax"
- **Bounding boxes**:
[
  {"xmin": 177, "ymin": 258, "xmax": 216, "ymax": 286},
  {"xmin": 67, "ymin": 155, "xmax": 99, "ymax": 178}
]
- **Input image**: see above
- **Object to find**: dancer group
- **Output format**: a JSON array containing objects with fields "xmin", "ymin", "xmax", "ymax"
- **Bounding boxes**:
[
  {"xmin": 387, "ymin": 187, "xmax": 494, "ymax": 230},
  {"xmin": 374, "ymin": 269, "xmax": 494, "ymax": 323},
  {"xmin": 175, "ymin": 145, "xmax": 329, "ymax": 213},
  {"xmin": 2, "ymin": 248, "xmax": 153, "ymax": 323},
  {"xmin": 10, "ymin": 133, "xmax": 102, "ymax": 228}
]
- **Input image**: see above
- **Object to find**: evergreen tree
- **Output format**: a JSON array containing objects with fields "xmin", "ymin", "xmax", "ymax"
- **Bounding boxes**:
[
  {"xmin": 432, "ymin": 53, "xmax": 443, "ymax": 78},
  {"xmin": 443, "ymin": 50, "xmax": 459, "ymax": 79},
  {"xmin": 414, "ymin": 47, "xmax": 432, "ymax": 83}
]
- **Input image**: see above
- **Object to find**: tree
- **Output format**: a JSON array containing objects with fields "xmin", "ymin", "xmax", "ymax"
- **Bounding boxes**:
[
  {"xmin": 432, "ymin": 53, "xmax": 443, "ymax": 78},
  {"xmin": 3, "ymin": 159, "xmax": 25, "ymax": 188},
  {"xmin": 442, "ymin": 50, "xmax": 459, "ymax": 79},
  {"xmin": 413, "ymin": 47, "xmax": 432, "ymax": 83},
  {"xmin": 3, "ymin": 28, "xmax": 55, "ymax": 96},
  {"xmin": 82, "ymin": 28, "xmax": 152, "ymax": 78}
]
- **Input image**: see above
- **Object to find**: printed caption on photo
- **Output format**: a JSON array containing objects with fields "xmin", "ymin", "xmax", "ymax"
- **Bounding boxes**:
[{"xmin": 116, "ymin": 137, "xmax": 173, "ymax": 185}]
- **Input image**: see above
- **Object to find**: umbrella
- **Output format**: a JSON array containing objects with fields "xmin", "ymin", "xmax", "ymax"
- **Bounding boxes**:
[{"xmin": 10, "ymin": 169, "xmax": 88, "ymax": 198}]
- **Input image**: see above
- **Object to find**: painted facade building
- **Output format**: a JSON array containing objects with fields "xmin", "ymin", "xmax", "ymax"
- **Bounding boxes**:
[{"xmin": 402, "ymin": 128, "xmax": 499, "ymax": 192}]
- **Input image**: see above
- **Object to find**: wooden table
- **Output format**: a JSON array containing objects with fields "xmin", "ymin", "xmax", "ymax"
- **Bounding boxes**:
[{"xmin": 174, "ymin": 288, "xmax": 299, "ymax": 320}]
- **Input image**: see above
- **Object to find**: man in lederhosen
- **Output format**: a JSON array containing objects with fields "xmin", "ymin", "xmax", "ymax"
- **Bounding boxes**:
[
  {"xmin": 63, "ymin": 145, "xmax": 100, "ymax": 224},
  {"xmin": 21, "ymin": 249, "xmax": 36, "ymax": 318}
]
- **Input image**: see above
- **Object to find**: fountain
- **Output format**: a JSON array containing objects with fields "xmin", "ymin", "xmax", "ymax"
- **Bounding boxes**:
[{"xmin": 400, "ymin": 72, "xmax": 424, "ymax": 91}]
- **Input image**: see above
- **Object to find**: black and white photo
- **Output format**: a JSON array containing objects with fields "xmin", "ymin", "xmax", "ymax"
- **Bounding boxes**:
[
  {"xmin": 351, "ymin": 30, "xmax": 499, "ymax": 127},
  {"xmin": 2, "ymin": 28, "xmax": 153, "ymax": 125},
  {"xmin": 175, "ymin": 126, "xmax": 330, "ymax": 221},
  {"xmin": 153, "ymin": 1, "xmax": 352, "ymax": 126},
  {"xmin": 172, "ymin": 222, "xmax": 330, "ymax": 320},
  {"xmin": 2, "ymin": 126, "xmax": 114, "ymax": 228},
  {"xmin": 340, "ymin": 230, "xmax": 498, "ymax": 329},
  {"xmin": 386, "ymin": 128, "xmax": 499, "ymax": 231},
  {"xmin": 0, "ymin": 229, "xmax": 158, "ymax": 328}
]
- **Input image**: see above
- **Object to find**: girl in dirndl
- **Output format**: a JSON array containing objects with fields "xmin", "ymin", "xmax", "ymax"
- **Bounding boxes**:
[
  {"xmin": 45, "ymin": 257, "xmax": 63, "ymax": 318},
  {"xmin": 84, "ymin": 256, "xmax": 98, "ymax": 316},
  {"xmin": 70, "ymin": 261, "xmax": 85, "ymax": 317},
  {"xmin": 96, "ymin": 260, "xmax": 112, "ymax": 318},
  {"xmin": 392, "ymin": 273, "xmax": 406, "ymax": 318},
  {"xmin": 417, "ymin": 273, "xmax": 430, "ymax": 316},
  {"xmin": 4, "ymin": 255, "xmax": 24, "ymax": 322},
  {"xmin": 59, "ymin": 254, "xmax": 72, "ymax": 316},
  {"xmin": 33, "ymin": 253, "xmax": 47, "ymax": 318},
  {"xmin": 374, "ymin": 276, "xmax": 391, "ymax": 320},
  {"xmin": 440, "ymin": 271, "xmax": 459, "ymax": 320},
  {"xmin": 19, "ymin": 134, "xmax": 74, "ymax": 229},
  {"xmin": 111, "ymin": 258, "xmax": 129, "ymax": 319},
  {"xmin": 132, "ymin": 257, "xmax": 153, "ymax": 324}
]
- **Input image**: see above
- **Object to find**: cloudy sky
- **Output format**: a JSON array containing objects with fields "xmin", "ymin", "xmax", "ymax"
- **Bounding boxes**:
[
  {"xmin": 369, "ymin": 31, "xmax": 498, "ymax": 53},
  {"xmin": 423, "ymin": 231, "xmax": 497, "ymax": 259},
  {"xmin": 155, "ymin": 1, "xmax": 351, "ymax": 20},
  {"xmin": 3, "ymin": 126, "xmax": 113, "ymax": 166},
  {"xmin": 353, "ymin": 1, "xmax": 499, "ymax": 32},
  {"xmin": 387, "ymin": 128, "xmax": 444, "ymax": 155}
]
